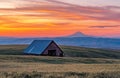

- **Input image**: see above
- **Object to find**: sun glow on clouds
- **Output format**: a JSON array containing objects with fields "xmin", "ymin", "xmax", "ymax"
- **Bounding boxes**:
[
  {"xmin": 0, "ymin": 0, "xmax": 120, "ymax": 38},
  {"xmin": 0, "ymin": 3, "xmax": 15, "ymax": 9}
]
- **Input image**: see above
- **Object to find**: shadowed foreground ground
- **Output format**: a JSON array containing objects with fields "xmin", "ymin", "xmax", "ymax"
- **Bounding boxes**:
[{"xmin": 0, "ymin": 71, "xmax": 120, "ymax": 78}]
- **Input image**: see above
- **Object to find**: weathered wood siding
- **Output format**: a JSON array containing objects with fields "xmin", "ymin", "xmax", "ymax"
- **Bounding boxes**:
[{"xmin": 42, "ymin": 42, "xmax": 62, "ymax": 56}]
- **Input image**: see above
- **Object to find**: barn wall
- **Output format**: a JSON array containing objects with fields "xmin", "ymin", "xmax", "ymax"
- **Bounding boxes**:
[{"xmin": 42, "ymin": 42, "xmax": 62, "ymax": 56}]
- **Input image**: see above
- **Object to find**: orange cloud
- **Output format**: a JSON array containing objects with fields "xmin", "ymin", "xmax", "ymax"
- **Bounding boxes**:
[{"xmin": 0, "ymin": 0, "xmax": 120, "ymax": 37}]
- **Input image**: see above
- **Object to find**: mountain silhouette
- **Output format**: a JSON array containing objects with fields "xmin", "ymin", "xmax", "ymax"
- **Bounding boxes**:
[{"xmin": 67, "ymin": 32, "xmax": 89, "ymax": 37}]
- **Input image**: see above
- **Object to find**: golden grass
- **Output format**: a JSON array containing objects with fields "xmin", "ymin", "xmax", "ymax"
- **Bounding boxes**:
[
  {"xmin": 0, "ymin": 61, "xmax": 120, "ymax": 73},
  {"xmin": 0, "ymin": 61, "xmax": 120, "ymax": 78}
]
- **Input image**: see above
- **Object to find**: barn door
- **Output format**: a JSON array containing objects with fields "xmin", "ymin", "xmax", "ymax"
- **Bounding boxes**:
[{"xmin": 48, "ymin": 50, "xmax": 56, "ymax": 56}]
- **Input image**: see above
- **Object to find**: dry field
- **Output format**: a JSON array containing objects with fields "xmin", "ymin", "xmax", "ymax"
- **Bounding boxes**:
[
  {"xmin": 0, "ymin": 60, "xmax": 120, "ymax": 78},
  {"xmin": 0, "ymin": 45, "xmax": 120, "ymax": 78},
  {"xmin": 0, "ymin": 56, "xmax": 120, "ymax": 78},
  {"xmin": 0, "ymin": 62, "xmax": 120, "ymax": 73}
]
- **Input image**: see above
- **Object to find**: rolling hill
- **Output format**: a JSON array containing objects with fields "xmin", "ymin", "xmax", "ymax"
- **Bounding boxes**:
[{"xmin": 0, "ymin": 45, "xmax": 120, "ymax": 59}]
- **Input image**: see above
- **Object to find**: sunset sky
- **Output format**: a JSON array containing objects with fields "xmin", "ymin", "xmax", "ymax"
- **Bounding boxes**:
[{"xmin": 0, "ymin": 0, "xmax": 120, "ymax": 38}]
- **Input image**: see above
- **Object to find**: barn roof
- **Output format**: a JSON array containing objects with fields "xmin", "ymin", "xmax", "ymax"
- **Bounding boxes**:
[{"xmin": 24, "ymin": 40, "xmax": 53, "ymax": 54}]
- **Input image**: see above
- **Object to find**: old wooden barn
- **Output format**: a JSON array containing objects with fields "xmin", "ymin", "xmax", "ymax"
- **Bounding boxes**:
[{"xmin": 24, "ymin": 40, "xmax": 63, "ymax": 56}]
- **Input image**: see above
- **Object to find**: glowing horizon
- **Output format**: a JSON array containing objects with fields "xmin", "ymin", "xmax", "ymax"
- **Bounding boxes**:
[{"xmin": 0, "ymin": 0, "xmax": 120, "ymax": 38}]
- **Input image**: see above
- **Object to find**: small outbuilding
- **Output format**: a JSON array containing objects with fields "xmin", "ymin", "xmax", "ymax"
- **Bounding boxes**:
[{"xmin": 24, "ymin": 40, "xmax": 63, "ymax": 56}]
